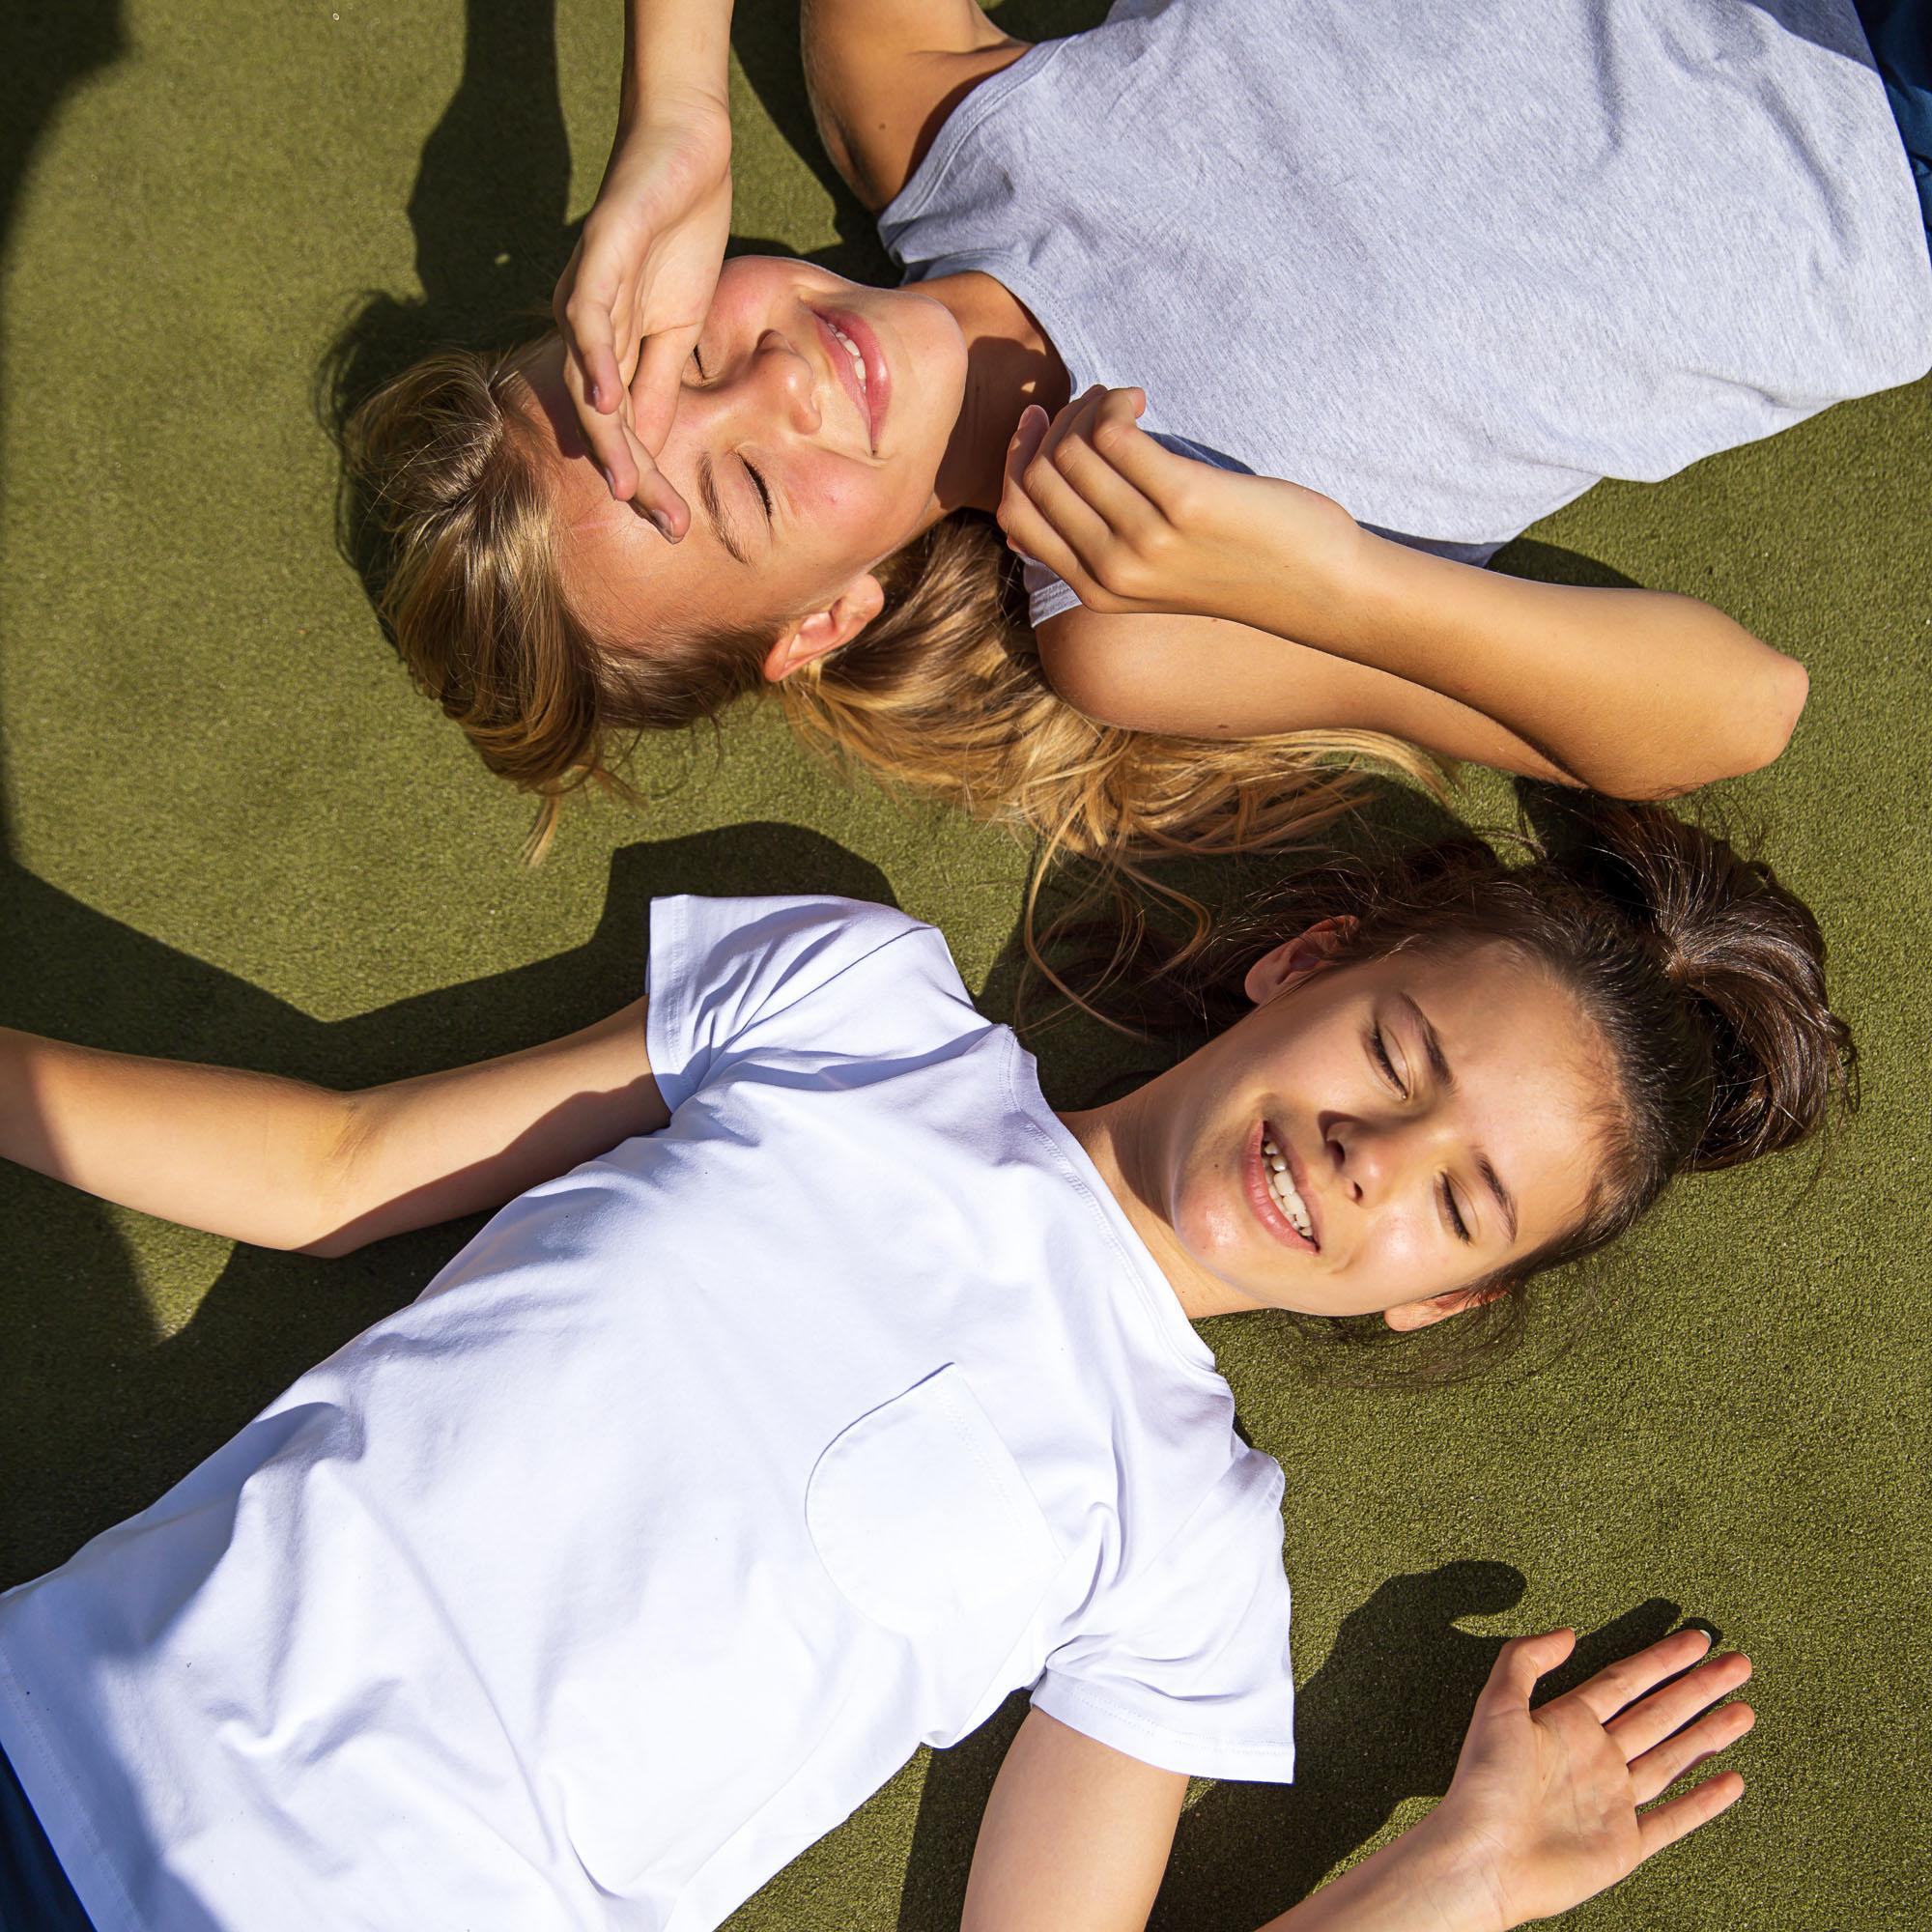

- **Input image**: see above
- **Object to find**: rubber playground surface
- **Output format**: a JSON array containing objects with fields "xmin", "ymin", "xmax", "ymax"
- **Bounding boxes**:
[{"xmin": 1, "ymin": 5, "xmax": 1927, "ymax": 1926}]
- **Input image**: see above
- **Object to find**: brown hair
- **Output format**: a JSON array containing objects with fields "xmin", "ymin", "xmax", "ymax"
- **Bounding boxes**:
[
  {"xmin": 1068, "ymin": 798, "xmax": 1857, "ymax": 1377},
  {"xmin": 342, "ymin": 334, "xmax": 1445, "ymax": 866}
]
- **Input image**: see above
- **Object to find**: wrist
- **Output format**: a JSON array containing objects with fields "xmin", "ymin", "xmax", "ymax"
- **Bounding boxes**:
[
  {"xmin": 1393, "ymin": 1816, "xmax": 1515, "ymax": 1932},
  {"xmin": 1216, "ymin": 483, "xmax": 1376, "ymax": 640}
]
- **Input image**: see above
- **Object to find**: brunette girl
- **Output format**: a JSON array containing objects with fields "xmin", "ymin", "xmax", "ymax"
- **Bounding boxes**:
[
  {"xmin": 347, "ymin": 0, "xmax": 1928, "ymax": 866},
  {"xmin": 0, "ymin": 803, "xmax": 1850, "ymax": 1930}
]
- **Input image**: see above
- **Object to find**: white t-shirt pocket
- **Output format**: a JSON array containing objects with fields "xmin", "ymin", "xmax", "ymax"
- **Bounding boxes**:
[{"xmin": 805, "ymin": 1364, "xmax": 1062, "ymax": 1643}]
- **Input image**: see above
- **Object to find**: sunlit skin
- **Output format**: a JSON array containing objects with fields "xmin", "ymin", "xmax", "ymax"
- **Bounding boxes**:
[
  {"xmin": 518, "ymin": 254, "xmax": 1068, "ymax": 673},
  {"xmin": 1065, "ymin": 929, "xmax": 1615, "ymax": 1329}
]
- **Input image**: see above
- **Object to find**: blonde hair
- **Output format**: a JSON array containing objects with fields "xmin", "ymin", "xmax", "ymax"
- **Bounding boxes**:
[{"xmin": 343, "ymin": 335, "xmax": 1447, "ymax": 886}]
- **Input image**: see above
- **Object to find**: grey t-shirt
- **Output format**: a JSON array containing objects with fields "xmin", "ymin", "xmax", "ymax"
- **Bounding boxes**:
[{"xmin": 877, "ymin": 0, "xmax": 1932, "ymax": 628}]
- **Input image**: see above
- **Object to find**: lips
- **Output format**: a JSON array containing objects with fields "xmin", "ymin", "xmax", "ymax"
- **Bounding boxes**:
[
  {"xmin": 810, "ymin": 305, "xmax": 890, "ymax": 451},
  {"xmin": 1246, "ymin": 1120, "xmax": 1321, "ymax": 1254}
]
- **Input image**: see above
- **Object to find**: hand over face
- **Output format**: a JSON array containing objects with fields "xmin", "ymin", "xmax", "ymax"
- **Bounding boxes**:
[{"xmin": 552, "ymin": 102, "xmax": 734, "ymax": 538}]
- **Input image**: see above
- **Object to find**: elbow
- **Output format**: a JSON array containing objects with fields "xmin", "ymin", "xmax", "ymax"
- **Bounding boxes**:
[
  {"xmin": 286, "ymin": 1097, "xmax": 378, "ymax": 1259},
  {"xmin": 1698, "ymin": 650, "xmax": 1808, "ymax": 789},
  {"xmin": 1624, "ymin": 651, "xmax": 1809, "ymax": 800},
  {"xmin": 1745, "ymin": 650, "xmax": 1809, "ymax": 773},
  {"xmin": 1035, "ymin": 621, "xmax": 1153, "ymax": 733},
  {"xmin": 292, "ymin": 1221, "xmax": 370, "ymax": 1262}
]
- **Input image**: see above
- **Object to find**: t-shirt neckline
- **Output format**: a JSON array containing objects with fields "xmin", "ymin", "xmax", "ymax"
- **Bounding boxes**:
[{"xmin": 1003, "ymin": 1040, "xmax": 1222, "ymax": 1382}]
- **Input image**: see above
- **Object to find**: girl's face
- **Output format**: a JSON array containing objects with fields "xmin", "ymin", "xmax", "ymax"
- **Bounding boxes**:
[
  {"xmin": 1117, "ymin": 935, "xmax": 1613, "ymax": 1326},
  {"xmin": 520, "ymin": 256, "xmax": 967, "ymax": 661}
]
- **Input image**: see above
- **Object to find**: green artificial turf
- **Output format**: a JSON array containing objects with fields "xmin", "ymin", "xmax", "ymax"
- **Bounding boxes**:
[{"xmin": 2, "ymin": 4, "xmax": 1928, "ymax": 1926}]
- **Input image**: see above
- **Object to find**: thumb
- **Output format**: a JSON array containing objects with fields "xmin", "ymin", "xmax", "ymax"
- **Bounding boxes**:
[{"xmin": 1487, "ymin": 1629, "xmax": 1577, "ymax": 1708}]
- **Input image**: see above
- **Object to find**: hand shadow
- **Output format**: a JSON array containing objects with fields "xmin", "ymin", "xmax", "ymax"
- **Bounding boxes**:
[
  {"xmin": 895, "ymin": 1564, "xmax": 1695, "ymax": 1932},
  {"xmin": 0, "ymin": 823, "xmax": 893, "ymax": 1587}
]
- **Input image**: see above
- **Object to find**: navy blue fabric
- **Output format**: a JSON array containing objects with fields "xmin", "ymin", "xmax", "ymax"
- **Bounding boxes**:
[
  {"xmin": 1853, "ymin": 0, "xmax": 1932, "ymax": 242},
  {"xmin": 0, "ymin": 1738, "xmax": 95, "ymax": 1931}
]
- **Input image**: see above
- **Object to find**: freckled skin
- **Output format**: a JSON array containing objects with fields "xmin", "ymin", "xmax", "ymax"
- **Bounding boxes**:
[
  {"xmin": 1071, "ymin": 940, "xmax": 1611, "ymax": 1327},
  {"xmin": 518, "ymin": 256, "xmax": 971, "ymax": 659}
]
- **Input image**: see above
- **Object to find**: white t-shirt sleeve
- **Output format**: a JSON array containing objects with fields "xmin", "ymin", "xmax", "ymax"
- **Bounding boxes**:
[
  {"xmin": 644, "ymin": 895, "xmax": 987, "ymax": 1114},
  {"xmin": 1031, "ymin": 1450, "xmax": 1295, "ymax": 1782}
]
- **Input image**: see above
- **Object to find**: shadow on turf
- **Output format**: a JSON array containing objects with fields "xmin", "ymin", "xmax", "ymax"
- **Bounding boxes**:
[
  {"xmin": 897, "ymin": 1567, "xmax": 1694, "ymax": 1932},
  {"xmin": 0, "ymin": 822, "xmax": 898, "ymax": 1586}
]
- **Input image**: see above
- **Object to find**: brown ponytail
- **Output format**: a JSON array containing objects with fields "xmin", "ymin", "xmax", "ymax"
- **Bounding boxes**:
[{"xmin": 1059, "ymin": 797, "xmax": 1856, "ymax": 1374}]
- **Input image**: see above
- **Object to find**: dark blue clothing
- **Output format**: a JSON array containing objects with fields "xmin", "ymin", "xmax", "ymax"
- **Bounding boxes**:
[
  {"xmin": 0, "ymin": 1738, "xmax": 93, "ymax": 1931},
  {"xmin": 1855, "ymin": 0, "xmax": 1932, "ymax": 242}
]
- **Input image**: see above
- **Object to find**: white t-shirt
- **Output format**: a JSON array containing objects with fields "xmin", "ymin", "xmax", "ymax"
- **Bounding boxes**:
[{"xmin": 0, "ymin": 896, "xmax": 1295, "ymax": 1932}]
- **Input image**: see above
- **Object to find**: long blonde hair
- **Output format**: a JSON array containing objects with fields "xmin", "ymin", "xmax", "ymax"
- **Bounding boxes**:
[{"xmin": 342, "ymin": 335, "xmax": 1447, "ymax": 885}]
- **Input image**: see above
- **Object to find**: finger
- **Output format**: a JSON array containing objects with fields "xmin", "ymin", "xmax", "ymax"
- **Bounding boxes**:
[
  {"xmin": 1010, "ymin": 412, "xmax": 1121, "ymax": 572},
  {"xmin": 1038, "ymin": 396, "xmax": 1166, "ymax": 533},
  {"xmin": 1563, "ymin": 1626, "xmax": 1716, "ymax": 1727},
  {"xmin": 1000, "ymin": 411, "xmax": 1102, "ymax": 595},
  {"xmin": 1607, "ymin": 1651, "xmax": 1752, "ymax": 1762},
  {"xmin": 622, "ymin": 328, "xmax": 700, "ymax": 537},
  {"xmin": 1480, "ymin": 1630, "xmax": 1577, "ymax": 1712},
  {"xmin": 1630, "ymin": 1700, "xmax": 1755, "ymax": 1805},
  {"xmin": 554, "ymin": 266, "xmax": 627, "ymax": 420},
  {"xmin": 1634, "ymin": 1769, "xmax": 1746, "ymax": 1859},
  {"xmin": 558, "ymin": 346, "xmax": 646, "ymax": 503}
]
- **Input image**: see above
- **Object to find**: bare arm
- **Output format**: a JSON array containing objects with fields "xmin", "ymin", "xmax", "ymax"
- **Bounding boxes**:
[
  {"xmin": 1007, "ymin": 391, "xmax": 1809, "ymax": 799},
  {"xmin": 802, "ymin": 0, "xmax": 1027, "ymax": 212},
  {"xmin": 963, "ymin": 1629, "xmax": 1751, "ymax": 1932},
  {"xmin": 0, "ymin": 1001, "xmax": 667, "ymax": 1258}
]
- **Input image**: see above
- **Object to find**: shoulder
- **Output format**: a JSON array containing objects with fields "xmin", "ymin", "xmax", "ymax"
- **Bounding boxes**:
[
  {"xmin": 803, "ymin": 3, "xmax": 1033, "ymax": 212},
  {"xmin": 645, "ymin": 895, "xmax": 986, "ymax": 1111}
]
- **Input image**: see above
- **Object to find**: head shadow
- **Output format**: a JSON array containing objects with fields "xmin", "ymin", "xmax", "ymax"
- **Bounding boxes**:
[{"xmin": 0, "ymin": 821, "xmax": 893, "ymax": 1587}]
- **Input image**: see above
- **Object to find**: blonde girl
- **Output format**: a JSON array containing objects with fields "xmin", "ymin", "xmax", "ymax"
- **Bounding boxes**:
[{"xmin": 347, "ymin": 0, "xmax": 1927, "ymax": 866}]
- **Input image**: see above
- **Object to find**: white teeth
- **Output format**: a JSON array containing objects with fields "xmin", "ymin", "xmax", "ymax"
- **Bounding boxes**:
[
  {"xmin": 1260, "ymin": 1136, "xmax": 1314, "ymax": 1241},
  {"xmin": 828, "ymin": 322, "xmax": 868, "ymax": 393}
]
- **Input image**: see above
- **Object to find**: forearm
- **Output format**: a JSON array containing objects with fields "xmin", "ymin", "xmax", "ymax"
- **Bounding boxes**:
[
  {"xmin": 0, "ymin": 1001, "xmax": 665, "ymax": 1259},
  {"xmin": 1251, "ymin": 1821, "xmax": 1503, "ymax": 1932},
  {"xmin": 0, "ymin": 1027, "xmax": 354, "ymax": 1252},
  {"xmin": 621, "ymin": 0, "xmax": 734, "ymax": 116},
  {"xmin": 1226, "ymin": 526, "xmax": 1807, "ymax": 797}
]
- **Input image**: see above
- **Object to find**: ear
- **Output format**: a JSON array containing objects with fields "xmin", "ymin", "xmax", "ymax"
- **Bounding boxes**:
[
  {"xmin": 760, "ymin": 575, "xmax": 888, "ymax": 683},
  {"xmin": 1242, "ymin": 916, "xmax": 1360, "ymax": 1007},
  {"xmin": 1380, "ymin": 1282, "xmax": 1511, "ymax": 1332}
]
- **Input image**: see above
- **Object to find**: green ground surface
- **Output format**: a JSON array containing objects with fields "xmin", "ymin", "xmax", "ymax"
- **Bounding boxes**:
[{"xmin": 1, "ymin": 4, "xmax": 1927, "ymax": 1927}]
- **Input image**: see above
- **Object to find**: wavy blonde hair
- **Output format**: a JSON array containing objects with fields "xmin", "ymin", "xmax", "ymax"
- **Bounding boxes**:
[{"xmin": 342, "ymin": 335, "xmax": 1447, "ymax": 898}]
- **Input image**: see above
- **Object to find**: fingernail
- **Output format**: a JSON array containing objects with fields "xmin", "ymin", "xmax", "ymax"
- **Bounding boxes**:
[{"xmin": 651, "ymin": 509, "xmax": 678, "ymax": 542}]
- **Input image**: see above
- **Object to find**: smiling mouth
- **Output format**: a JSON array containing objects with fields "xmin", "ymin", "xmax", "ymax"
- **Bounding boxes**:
[
  {"xmin": 810, "ymin": 306, "xmax": 887, "ymax": 451},
  {"xmin": 1250, "ymin": 1122, "xmax": 1320, "ymax": 1252}
]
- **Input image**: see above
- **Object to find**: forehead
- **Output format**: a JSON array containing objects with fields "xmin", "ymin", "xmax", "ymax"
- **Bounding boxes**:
[
  {"xmin": 511, "ymin": 340, "xmax": 724, "ymax": 643},
  {"xmin": 1318, "ymin": 940, "xmax": 1614, "ymax": 1224}
]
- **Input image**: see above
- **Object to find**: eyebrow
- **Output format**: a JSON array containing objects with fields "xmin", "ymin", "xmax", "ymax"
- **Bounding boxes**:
[
  {"xmin": 695, "ymin": 452, "xmax": 753, "ymax": 567},
  {"xmin": 1402, "ymin": 994, "xmax": 1520, "ymax": 1243}
]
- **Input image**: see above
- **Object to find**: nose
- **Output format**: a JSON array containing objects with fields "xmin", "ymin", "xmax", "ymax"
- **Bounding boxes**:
[
  {"xmin": 724, "ymin": 327, "xmax": 819, "ymax": 437},
  {"xmin": 1324, "ymin": 1115, "xmax": 1441, "ymax": 1206}
]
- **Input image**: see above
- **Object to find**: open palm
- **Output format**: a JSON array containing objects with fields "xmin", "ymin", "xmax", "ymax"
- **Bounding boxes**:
[{"xmin": 1436, "ymin": 1627, "xmax": 1753, "ymax": 1929}]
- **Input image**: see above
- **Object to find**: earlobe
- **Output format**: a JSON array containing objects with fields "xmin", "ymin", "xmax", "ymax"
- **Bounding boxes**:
[
  {"xmin": 1381, "ymin": 1282, "xmax": 1510, "ymax": 1332},
  {"xmin": 761, "ymin": 575, "xmax": 887, "ymax": 683},
  {"xmin": 1243, "ymin": 916, "xmax": 1360, "ymax": 1006}
]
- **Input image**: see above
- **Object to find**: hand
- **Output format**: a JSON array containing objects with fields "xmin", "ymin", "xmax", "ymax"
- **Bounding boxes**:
[
  {"xmin": 1426, "ymin": 1627, "xmax": 1753, "ymax": 1931},
  {"xmin": 996, "ymin": 385, "xmax": 1361, "ymax": 626},
  {"xmin": 552, "ymin": 99, "xmax": 733, "ymax": 536}
]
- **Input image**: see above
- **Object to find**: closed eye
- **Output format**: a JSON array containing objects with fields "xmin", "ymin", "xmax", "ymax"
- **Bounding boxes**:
[
  {"xmin": 691, "ymin": 344, "xmax": 775, "ymax": 532},
  {"xmin": 743, "ymin": 458, "xmax": 773, "ymax": 525},
  {"xmin": 1370, "ymin": 1025, "xmax": 1407, "ymax": 1098},
  {"xmin": 1440, "ymin": 1178, "xmax": 1471, "ymax": 1244}
]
